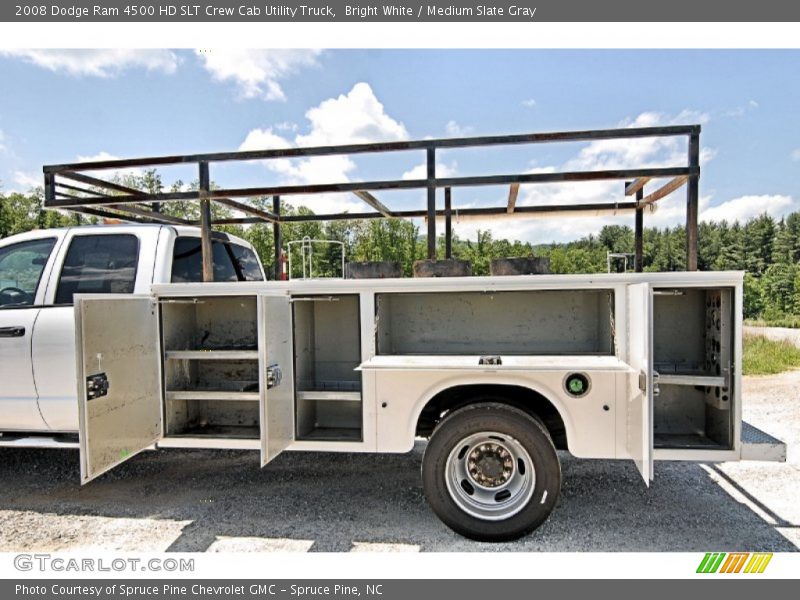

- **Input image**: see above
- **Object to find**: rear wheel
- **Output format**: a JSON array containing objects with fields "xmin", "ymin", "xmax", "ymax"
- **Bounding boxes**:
[{"xmin": 422, "ymin": 402, "xmax": 561, "ymax": 541}]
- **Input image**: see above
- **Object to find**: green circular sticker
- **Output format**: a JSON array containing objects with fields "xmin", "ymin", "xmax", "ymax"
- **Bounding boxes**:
[{"xmin": 566, "ymin": 374, "xmax": 589, "ymax": 396}]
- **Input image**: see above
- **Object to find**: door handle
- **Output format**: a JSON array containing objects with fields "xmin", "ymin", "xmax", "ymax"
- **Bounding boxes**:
[{"xmin": 0, "ymin": 326, "xmax": 25, "ymax": 338}]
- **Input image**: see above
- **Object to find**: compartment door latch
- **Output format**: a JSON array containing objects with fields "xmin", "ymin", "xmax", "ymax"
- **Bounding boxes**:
[
  {"xmin": 267, "ymin": 364, "xmax": 283, "ymax": 389},
  {"xmin": 638, "ymin": 370, "xmax": 660, "ymax": 396},
  {"xmin": 86, "ymin": 373, "xmax": 109, "ymax": 401}
]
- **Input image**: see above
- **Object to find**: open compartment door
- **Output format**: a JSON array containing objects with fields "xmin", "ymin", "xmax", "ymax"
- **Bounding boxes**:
[
  {"xmin": 627, "ymin": 283, "xmax": 654, "ymax": 485},
  {"xmin": 76, "ymin": 295, "xmax": 162, "ymax": 484},
  {"xmin": 259, "ymin": 293, "xmax": 295, "ymax": 466}
]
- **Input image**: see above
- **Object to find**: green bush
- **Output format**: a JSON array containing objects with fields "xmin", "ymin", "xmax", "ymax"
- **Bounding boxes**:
[{"xmin": 742, "ymin": 334, "xmax": 800, "ymax": 375}]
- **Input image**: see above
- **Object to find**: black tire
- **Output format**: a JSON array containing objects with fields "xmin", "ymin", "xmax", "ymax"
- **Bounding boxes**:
[{"xmin": 422, "ymin": 402, "xmax": 561, "ymax": 542}]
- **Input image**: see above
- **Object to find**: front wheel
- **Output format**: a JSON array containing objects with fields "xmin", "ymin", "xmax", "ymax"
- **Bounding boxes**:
[{"xmin": 422, "ymin": 402, "xmax": 561, "ymax": 542}]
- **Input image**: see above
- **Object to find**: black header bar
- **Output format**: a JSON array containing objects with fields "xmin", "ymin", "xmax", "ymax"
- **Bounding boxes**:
[{"xmin": 4, "ymin": 0, "xmax": 800, "ymax": 22}]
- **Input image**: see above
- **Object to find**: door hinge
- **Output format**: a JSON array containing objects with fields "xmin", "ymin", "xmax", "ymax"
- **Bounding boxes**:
[{"xmin": 86, "ymin": 373, "xmax": 109, "ymax": 401}]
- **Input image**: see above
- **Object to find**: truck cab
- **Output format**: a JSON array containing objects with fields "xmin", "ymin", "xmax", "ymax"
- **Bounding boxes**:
[{"xmin": 0, "ymin": 224, "xmax": 263, "ymax": 439}]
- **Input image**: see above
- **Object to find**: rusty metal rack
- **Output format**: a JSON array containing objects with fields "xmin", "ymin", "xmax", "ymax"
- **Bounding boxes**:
[{"xmin": 42, "ymin": 124, "xmax": 701, "ymax": 279}]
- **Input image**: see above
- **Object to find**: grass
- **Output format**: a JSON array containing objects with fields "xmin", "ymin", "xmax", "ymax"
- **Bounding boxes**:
[
  {"xmin": 742, "ymin": 334, "xmax": 800, "ymax": 375},
  {"xmin": 745, "ymin": 316, "xmax": 800, "ymax": 329}
]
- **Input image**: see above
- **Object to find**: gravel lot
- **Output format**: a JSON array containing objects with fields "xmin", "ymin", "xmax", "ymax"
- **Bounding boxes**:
[{"xmin": 1, "ymin": 372, "xmax": 798, "ymax": 552}]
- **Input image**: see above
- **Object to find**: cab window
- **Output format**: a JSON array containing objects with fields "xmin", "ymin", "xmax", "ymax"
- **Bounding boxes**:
[
  {"xmin": 0, "ymin": 238, "xmax": 57, "ymax": 307},
  {"xmin": 171, "ymin": 237, "xmax": 264, "ymax": 282},
  {"xmin": 55, "ymin": 234, "xmax": 139, "ymax": 305}
]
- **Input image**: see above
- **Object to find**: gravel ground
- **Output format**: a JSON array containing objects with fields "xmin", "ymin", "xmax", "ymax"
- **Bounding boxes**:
[
  {"xmin": 0, "ymin": 373, "xmax": 798, "ymax": 553},
  {"xmin": 744, "ymin": 325, "xmax": 800, "ymax": 346}
]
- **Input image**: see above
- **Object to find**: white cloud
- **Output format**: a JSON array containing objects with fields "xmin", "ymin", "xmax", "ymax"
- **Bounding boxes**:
[
  {"xmin": 725, "ymin": 106, "xmax": 746, "ymax": 118},
  {"xmin": 275, "ymin": 121, "xmax": 298, "ymax": 132},
  {"xmin": 700, "ymin": 194, "xmax": 796, "ymax": 224},
  {"xmin": 521, "ymin": 99, "xmax": 537, "ymax": 108},
  {"xmin": 0, "ymin": 129, "xmax": 7, "ymax": 154},
  {"xmin": 402, "ymin": 161, "xmax": 458, "ymax": 180},
  {"xmin": 197, "ymin": 49, "xmax": 320, "ymax": 101},
  {"xmin": 296, "ymin": 82, "xmax": 408, "ymax": 145},
  {"xmin": 76, "ymin": 151, "xmax": 143, "ymax": 181},
  {"xmin": 77, "ymin": 151, "xmax": 120, "ymax": 163},
  {"xmin": 451, "ymin": 110, "xmax": 719, "ymax": 243},
  {"xmin": 239, "ymin": 82, "xmax": 409, "ymax": 214},
  {"xmin": 724, "ymin": 100, "xmax": 759, "ymax": 118},
  {"xmin": 791, "ymin": 149, "xmax": 800, "ymax": 161},
  {"xmin": 0, "ymin": 49, "xmax": 179, "ymax": 77},
  {"xmin": 445, "ymin": 120, "xmax": 473, "ymax": 137},
  {"xmin": 13, "ymin": 171, "xmax": 41, "ymax": 190}
]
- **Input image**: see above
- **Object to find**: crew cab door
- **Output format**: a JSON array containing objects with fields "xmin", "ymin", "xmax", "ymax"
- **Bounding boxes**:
[
  {"xmin": 627, "ymin": 282, "xmax": 654, "ymax": 485},
  {"xmin": 76, "ymin": 294, "xmax": 162, "ymax": 483},
  {"xmin": 259, "ymin": 293, "xmax": 295, "ymax": 466},
  {"xmin": 0, "ymin": 235, "xmax": 59, "ymax": 431}
]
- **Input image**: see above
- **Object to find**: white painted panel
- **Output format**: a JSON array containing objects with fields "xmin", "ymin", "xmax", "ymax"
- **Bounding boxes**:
[
  {"xmin": 76, "ymin": 295, "xmax": 161, "ymax": 484},
  {"xmin": 259, "ymin": 293, "xmax": 295, "ymax": 466},
  {"xmin": 0, "ymin": 308, "xmax": 47, "ymax": 430},
  {"xmin": 626, "ymin": 282, "xmax": 653, "ymax": 485}
]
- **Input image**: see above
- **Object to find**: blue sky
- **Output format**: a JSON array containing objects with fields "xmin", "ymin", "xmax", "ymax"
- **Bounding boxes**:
[{"xmin": 0, "ymin": 49, "xmax": 797, "ymax": 242}]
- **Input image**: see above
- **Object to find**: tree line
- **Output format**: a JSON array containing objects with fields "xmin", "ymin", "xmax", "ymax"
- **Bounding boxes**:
[{"xmin": 1, "ymin": 173, "xmax": 797, "ymax": 323}]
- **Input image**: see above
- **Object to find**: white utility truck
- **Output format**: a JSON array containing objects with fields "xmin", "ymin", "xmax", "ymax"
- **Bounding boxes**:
[
  {"xmin": 1, "ymin": 224, "xmax": 785, "ymax": 540},
  {"xmin": 6, "ymin": 125, "xmax": 789, "ymax": 541}
]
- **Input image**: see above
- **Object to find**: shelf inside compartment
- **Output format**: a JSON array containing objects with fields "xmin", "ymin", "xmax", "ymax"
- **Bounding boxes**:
[
  {"xmin": 165, "ymin": 357, "xmax": 260, "ymax": 393},
  {"xmin": 161, "ymin": 295, "xmax": 258, "ymax": 353},
  {"xmin": 298, "ymin": 427, "xmax": 362, "ymax": 442},
  {"xmin": 656, "ymin": 373, "xmax": 727, "ymax": 387},
  {"xmin": 166, "ymin": 391, "xmax": 259, "ymax": 402},
  {"xmin": 165, "ymin": 398, "xmax": 260, "ymax": 439},
  {"xmin": 166, "ymin": 350, "xmax": 258, "ymax": 361},
  {"xmin": 652, "ymin": 288, "xmax": 734, "ymax": 451},
  {"xmin": 164, "ymin": 353, "xmax": 261, "ymax": 438},
  {"xmin": 293, "ymin": 294, "xmax": 363, "ymax": 443},
  {"xmin": 653, "ymin": 383, "xmax": 732, "ymax": 450},
  {"xmin": 168, "ymin": 424, "xmax": 260, "ymax": 439},
  {"xmin": 653, "ymin": 433, "xmax": 727, "ymax": 450},
  {"xmin": 297, "ymin": 391, "xmax": 362, "ymax": 402},
  {"xmin": 296, "ymin": 397, "xmax": 362, "ymax": 442}
]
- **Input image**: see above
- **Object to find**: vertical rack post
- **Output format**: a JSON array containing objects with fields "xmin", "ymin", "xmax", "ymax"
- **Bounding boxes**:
[
  {"xmin": 273, "ymin": 195, "xmax": 282, "ymax": 281},
  {"xmin": 426, "ymin": 147, "xmax": 436, "ymax": 260},
  {"xmin": 444, "ymin": 186, "xmax": 452, "ymax": 259},
  {"xmin": 634, "ymin": 187, "xmax": 644, "ymax": 273},
  {"xmin": 686, "ymin": 131, "xmax": 700, "ymax": 271},
  {"xmin": 199, "ymin": 161, "xmax": 214, "ymax": 283}
]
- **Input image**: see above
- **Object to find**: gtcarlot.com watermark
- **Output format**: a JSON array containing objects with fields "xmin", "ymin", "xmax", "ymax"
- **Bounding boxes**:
[{"xmin": 14, "ymin": 554, "xmax": 195, "ymax": 573}]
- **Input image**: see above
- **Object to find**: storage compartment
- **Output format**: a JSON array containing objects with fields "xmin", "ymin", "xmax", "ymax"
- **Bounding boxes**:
[
  {"xmin": 653, "ymin": 384, "xmax": 732, "ymax": 449},
  {"xmin": 652, "ymin": 288, "xmax": 734, "ymax": 450},
  {"xmin": 292, "ymin": 295, "xmax": 362, "ymax": 441},
  {"xmin": 161, "ymin": 296, "xmax": 261, "ymax": 439},
  {"xmin": 375, "ymin": 290, "xmax": 614, "ymax": 355},
  {"xmin": 165, "ymin": 398, "xmax": 260, "ymax": 439},
  {"xmin": 296, "ymin": 398, "xmax": 362, "ymax": 441},
  {"xmin": 161, "ymin": 296, "xmax": 258, "ymax": 352}
]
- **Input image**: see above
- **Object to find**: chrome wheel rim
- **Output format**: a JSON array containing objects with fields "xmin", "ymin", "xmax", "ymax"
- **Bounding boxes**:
[{"xmin": 445, "ymin": 431, "xmax": 536, "ymax": 521}]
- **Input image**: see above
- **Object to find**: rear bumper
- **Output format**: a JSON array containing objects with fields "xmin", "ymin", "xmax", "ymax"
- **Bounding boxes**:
[{"xmin": 740, "ymin": 421, "xmax": 787, "ymax": 462}]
